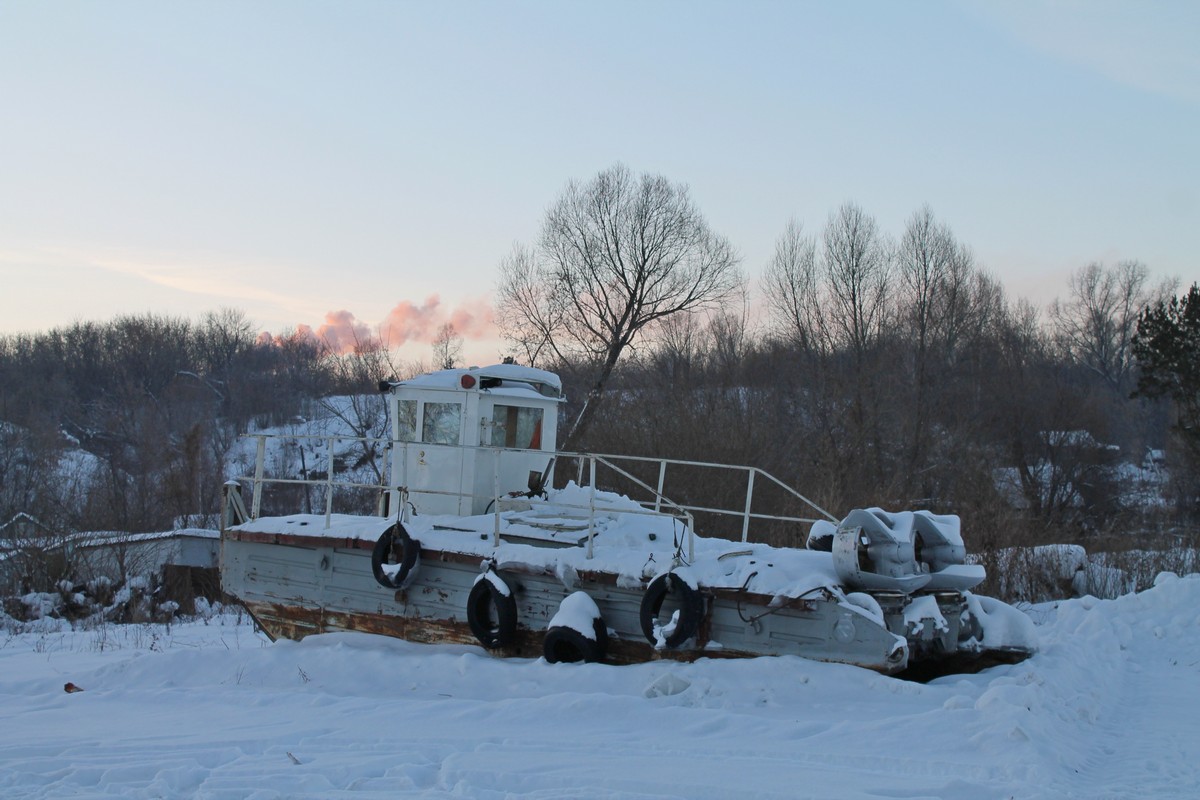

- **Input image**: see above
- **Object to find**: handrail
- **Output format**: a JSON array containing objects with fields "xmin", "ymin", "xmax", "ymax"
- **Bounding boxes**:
[
  {"xmin": 233, "ymin": 433, "xmax": 834, "ymax": 552},
  {"xmin": 243, "ymin": 433, "xmax": 392, "ymax": 529},
  {"xmin": 569, "ymin": 450, "xmax": 838, "ymax": 528},
  {"xmin": 589, "ymin": 454, "xmax": 693, "ymax": 522}
]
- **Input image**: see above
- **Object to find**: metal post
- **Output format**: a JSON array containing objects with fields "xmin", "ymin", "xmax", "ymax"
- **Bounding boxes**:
[
  {"xmin": 325, "ymin": 437, "xmax": 335, "ymax": 528},
  {"xmin": 377, "ymin": 441, "xmax": 392, "ymax": 517},
  {"xmin": 493, "ymin": 449, "xmax": 502, "ymax": 548},
  {"xmin": 688, "ymin": 512, "xmax": 695, "ymax": 563},
  {"xmin": 399, "ymin": 441, "xmax": 409, "ymax": 511},
  {"xmin": 655, "ymin": 460, "xmax": 667, "ymax": 513},
  {"xmin": 251, "ymin": 436, "xmax": 266, "ymax": 520},
  {"xmin": 587, "ymin": 456, "xmax": 596, "ymax": 559},
  {"xmin": 741, "ymin": 469, "xmax": 756, "ymax": 542}
]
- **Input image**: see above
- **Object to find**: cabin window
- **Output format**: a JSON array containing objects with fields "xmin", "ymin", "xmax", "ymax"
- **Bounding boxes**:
[
  {"xmin": 395, "ymin": 399, "xmax": 417, "ymax": 442},
  {"xmin": 422, "ymin": 402, "xmax": 462, "ymax": 445},
  {"xmin": 489, "ymin": 405, "xmax": 544, "ymax": 449}
]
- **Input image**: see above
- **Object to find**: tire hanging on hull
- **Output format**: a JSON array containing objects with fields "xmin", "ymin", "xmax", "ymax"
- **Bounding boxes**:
[
  {"xmin": 639, "ymin": 572, "xmax": 703, "ymax": 649},
  {"xmin": 371, "ymin": 524, "xmax": 421, "ymax": 589},
  {"xmin": 467, "ymin": 570, "xmax": 518, "ymax": 649}
]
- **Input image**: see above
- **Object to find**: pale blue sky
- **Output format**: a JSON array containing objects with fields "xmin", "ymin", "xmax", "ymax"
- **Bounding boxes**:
[{"xmin": 1, "ymin": 1, "xmax": 1196, "ymax": 359}]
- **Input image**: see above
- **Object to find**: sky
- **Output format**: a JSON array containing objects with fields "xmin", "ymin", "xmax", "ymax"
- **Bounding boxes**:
[{"xmin": 1, "ymin": 0, "xmax": 1196, "ymax": 363}]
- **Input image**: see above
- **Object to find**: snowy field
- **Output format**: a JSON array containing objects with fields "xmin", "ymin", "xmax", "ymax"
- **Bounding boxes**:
[{"xmin": 2, "ymin": 575, "xmax": 1199, "ymax": 799}]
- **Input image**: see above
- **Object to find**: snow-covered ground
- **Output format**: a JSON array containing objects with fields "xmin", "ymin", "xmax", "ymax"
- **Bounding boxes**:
[{"xmin": 2, "ymin": 575, "xmax": 1199, "ymax": 799}]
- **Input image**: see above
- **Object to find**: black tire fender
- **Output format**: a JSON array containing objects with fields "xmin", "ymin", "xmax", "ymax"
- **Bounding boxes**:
[
  {"xmin": 467, "ymin": 570, "xmax": 518, "ymax": 649},
  {"xmin": 371, "ymin": 524, "xmax": 421, "ymax": 589},
  {"xmin": 544, "ymin": 616, "xmax": 608, "ymax": 664},
  {"xmin": 639, "ymin": 572, "xmax": 704, "ymax": 649}
]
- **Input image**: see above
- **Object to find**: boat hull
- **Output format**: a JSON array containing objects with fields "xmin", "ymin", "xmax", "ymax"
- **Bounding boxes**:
[{"xmin": 222, "ymin": 528, "xmax": 914, "ymax": 673}]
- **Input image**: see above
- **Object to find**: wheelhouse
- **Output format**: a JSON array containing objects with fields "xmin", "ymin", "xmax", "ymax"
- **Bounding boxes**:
[{"xmin": 380, "ymin": 363, "xmax": 565, "ymax": 515}]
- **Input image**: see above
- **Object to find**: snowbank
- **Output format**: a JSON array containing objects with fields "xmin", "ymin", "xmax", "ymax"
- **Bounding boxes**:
[{"xmin": 1, "ymin": 577, "xmax": 1198, "ymax": 798}]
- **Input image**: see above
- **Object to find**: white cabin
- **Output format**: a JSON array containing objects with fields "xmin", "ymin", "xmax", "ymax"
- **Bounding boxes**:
[{"xmin": 381, "ymin": 363, "xmax": 565, "ymax": 516}]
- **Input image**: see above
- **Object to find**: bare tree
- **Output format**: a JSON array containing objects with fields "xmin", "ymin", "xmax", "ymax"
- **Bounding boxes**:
[
  {"xmin": 496, "ymin": 163, "xmax": 742, "ymax": 448},
  {"xmin": 495, "ymin": 244, "xmax": 566, "ymax": 368},
  {"xmin": 895, "ymin": 206, "xmax": 958, "ymax": 479},
  {"xmin": 648, "ymin": 311, "xmax": 702, "ymax": 386},
  {"xmin": 707, "ymin": 305, "xmax": 750, "ymax": 378},
  {"xmin": 431, "ymin": 323, "xmax": 463, "ymax": 370},
  {"xmin": 320, "ymin": 338, "xmax": 406, "ymax": 484},
  {"xmin": 937, "ymin": 258, "xmax": 1004, "ymax": 365},
  {"xmin": 758, "ymin": 205, "xmax": 894, "ymax": 502},
  {"xmin": 821, "ymin": 202, "xmax": 892, "ymax": 359},
  {"xmin": 897, "ymin": 206, "xmax": 957, "ymax": 361},
  {"xmin": 1049, "ymin": 261, "xmax": 1177, "ymax": 391},
  {"xmin": 761, "ymin": 218, "xmax": 823, "ymax": 352},
  {"xmin": 894, "ymin": 208, "xmax": 1001, "ymax": 470}
]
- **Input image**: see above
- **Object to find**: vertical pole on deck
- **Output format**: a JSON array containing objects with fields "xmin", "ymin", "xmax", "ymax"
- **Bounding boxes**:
[
  {"xmin": 586, "ymin": 456, "xmax": 596, "ymax": 559},
  {"xmin": 493, "ymin": 448, "xmax": 502, "ymax": 548},
  {"xmin": 325, "ymin": 437, "xmax": 334, "ymax": 528},
  {"xmin": 741, "ymin": 469, "xmax": 756, "ymax": 542},
  {"xmin": 377, "ymin": 440, "xmax": 391, "ymax": 517},
  {"xmin": 688, "ymin": 513, "xmax": 695, "ymax": 563},
  {"xmin": 251, "ymin": 436, "xmax": 266, "ymax": 519},
  {"xmin": 399, "ymin": 441, "xmax": 408, "ymax": 514},
  {"xmin": 655, "ymin": 460, "xmax": 667, "ymax": 513}
]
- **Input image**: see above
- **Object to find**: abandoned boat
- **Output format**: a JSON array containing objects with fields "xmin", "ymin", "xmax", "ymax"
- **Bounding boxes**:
[{"xmin": 219, "ymin": 363, "xmax": 1035, "ymax": 675}]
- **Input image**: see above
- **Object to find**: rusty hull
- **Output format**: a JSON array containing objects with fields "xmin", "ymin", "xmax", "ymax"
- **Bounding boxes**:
[
  {"xmin": 239, "ymin": 598, "xmax": 768, "ymax": 666},
  {"xmin": 223, "ymin": 525, "xmax": 911, "ymax": 673}
]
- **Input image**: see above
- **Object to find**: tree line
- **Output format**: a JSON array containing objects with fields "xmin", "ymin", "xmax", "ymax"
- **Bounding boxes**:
[
  {"xmin": 500, "ymin": 165, "xmax": 1197, "ymax": 554},
  {"xmin": 0, "ymin": 164, "xmax": 1195, "ymax": 569},
  {"xmin": 0, "ymin": 309, "xmax": 394, "ymax": 534}
]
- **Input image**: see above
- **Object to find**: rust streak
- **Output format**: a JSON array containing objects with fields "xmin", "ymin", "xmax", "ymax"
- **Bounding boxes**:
[{"xmin": 239, "ymin": 600, "xmax": 749, "ymax": 665}]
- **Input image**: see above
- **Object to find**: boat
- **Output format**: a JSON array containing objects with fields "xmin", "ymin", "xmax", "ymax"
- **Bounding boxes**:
[{"xmin": 219, "ymin": 362, "xmax": 1035, "ymax": 676}]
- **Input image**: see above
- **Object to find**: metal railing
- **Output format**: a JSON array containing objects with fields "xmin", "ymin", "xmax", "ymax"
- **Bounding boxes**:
[
  {"xmin": 232, "ymin": 433, "xmax": 838, "ymax": 557},
  {"xmin": 576, "ymin": 451, "xmax": 838, "ymax": 538},
  {"xmin": 244, "ymin": 433, "xmax": 392, "ymax": 526}
]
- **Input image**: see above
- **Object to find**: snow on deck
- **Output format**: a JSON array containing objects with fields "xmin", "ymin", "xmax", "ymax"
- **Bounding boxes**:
[{"xmin": 231, "ymin": 482, "xmax": 842, "ymax": 601}]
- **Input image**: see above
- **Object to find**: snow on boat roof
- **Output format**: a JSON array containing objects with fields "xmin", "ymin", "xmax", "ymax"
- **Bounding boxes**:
[{"xmin": 388, "ymin": 363, "xmax": 563, "ymax": 399}]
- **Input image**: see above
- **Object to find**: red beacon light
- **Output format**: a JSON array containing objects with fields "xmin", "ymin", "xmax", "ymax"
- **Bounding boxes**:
[{"xmin": 460, "ymin": 374, "xmax": 477, "ymax": 389}]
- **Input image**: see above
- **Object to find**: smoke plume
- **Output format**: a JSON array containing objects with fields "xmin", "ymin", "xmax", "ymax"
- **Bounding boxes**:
[{"xmin": 260, "ymin": 295, "xmax": 496, "ymax": 354}]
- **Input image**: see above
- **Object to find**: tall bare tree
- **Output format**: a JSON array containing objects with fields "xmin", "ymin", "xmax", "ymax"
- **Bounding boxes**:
[
  {"xmin": 761, "ymin": 218, "xmax": 822, "ymax": 352},
  {"xmin": 895, "ymin": 206, "xmax": 955, "ymax": 480},
  {"xmin": 897, "ymin": 207, "xmax": 956, "ymax": 360},
  {"xmin": 708, "ymin": 305, "xmax": 751, "ymax": 379},
  {"xmin": 496, "ymin": 164, "xmax": 742, "ymax": 449},
  {"xmin": 821, "ymin": 202, "xmax": 892, "ymax": 359},
  {"xmin": 432, "ymin": 323, "xmax": 463, "ymax": 370},
  {"xmin": 1049, "ymin": 261, "xmax": 1177, "ymax": 391},
  {"xmin": 647, "ymin": 311, "xmax": 702, "ymax": 386}
]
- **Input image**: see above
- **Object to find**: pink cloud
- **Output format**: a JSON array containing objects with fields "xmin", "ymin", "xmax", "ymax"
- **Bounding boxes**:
[{"xmin": 259, "ymin": 296, "xmax": 498, "ymax": 355}]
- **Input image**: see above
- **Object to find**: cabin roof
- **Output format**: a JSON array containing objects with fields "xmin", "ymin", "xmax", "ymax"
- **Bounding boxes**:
[{"xmin": 384, "ymin": 363, "xmax": 564, "ymax": 400}]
